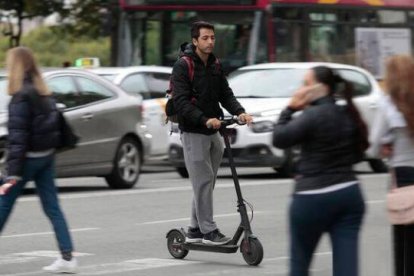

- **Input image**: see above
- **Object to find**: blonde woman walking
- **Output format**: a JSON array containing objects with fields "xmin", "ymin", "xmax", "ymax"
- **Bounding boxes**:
[
  {"xmin": 368, "ymin": 55, "xmax": 414, "ymax": 276},
  {"xmin": 0, "ymin": 47, "xmax": 77, "ymax": 273}
]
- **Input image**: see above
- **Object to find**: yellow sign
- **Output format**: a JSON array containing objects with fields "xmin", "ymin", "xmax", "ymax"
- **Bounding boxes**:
[{"xmin": 75, "ymin": 57, "xmax": 100, "ymax": 68}]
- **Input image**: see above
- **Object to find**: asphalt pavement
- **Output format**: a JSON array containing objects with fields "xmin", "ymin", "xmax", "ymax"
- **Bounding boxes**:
[{"xmin": 0, "ymin": 164, "xmax": 392, "ymax": 276}]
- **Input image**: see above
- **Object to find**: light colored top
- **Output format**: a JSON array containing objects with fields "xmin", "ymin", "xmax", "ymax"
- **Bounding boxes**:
[
  {"xmin": 367, "ymin": 95, "xmax": 414, "ymax": 167},
  {"xmin": 296, "ymin": 181, "xmax": 358, "ymax": 195}
]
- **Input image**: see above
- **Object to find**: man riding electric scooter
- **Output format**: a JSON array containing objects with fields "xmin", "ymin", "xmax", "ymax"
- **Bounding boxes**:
[{"xmin": 170, "ymin": 21, "xmax": 253, "ymax": 246}]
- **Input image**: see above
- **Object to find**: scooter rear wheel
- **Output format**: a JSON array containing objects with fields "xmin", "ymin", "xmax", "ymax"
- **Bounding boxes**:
[
  {"xmin": 167, "ymin": 230, "xmax": 189, "ymax": 259},
  {"xmin": 241, "ymin": 238, "xmax": 263, "ymax": 266}
]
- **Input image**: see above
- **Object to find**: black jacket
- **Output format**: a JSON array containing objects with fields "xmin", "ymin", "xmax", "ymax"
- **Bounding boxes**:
[
  {"xmin": 7, "ymin": 76, "xmax": 60, "ymax": 177},
  {"xmin": 171, "ymin": 43, "xmax": 245, "ymax": 135},
  {"xmin": 273, "ymin": 96, "xmax": 362, "ymax": 192}
]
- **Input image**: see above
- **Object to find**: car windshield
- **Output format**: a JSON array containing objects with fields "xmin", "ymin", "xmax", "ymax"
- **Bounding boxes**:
[
  {"xmin": 0, "ymin": 77, "xmax": 9, "ymax": 113},
  {"xmin": 229, "ymin": 68, "xmax": 307, "ymax": 98}
]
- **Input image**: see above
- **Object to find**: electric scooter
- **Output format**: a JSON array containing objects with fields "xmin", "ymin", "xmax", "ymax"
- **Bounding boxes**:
[{"xmin": 166, "ymin": 117, "xmax": 264, "ymax": 266}]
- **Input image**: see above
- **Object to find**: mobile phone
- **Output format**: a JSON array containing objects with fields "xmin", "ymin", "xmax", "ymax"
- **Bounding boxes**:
[{"xmin": 306, "ymin": 83, "xmax": 325, "ymax": 102}]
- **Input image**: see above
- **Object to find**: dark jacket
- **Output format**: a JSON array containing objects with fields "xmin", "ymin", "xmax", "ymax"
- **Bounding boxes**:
[
  {"xmin": 7, "ymin": 76, "xmax": 60, "ymax": 177},
  {"xmin": 273, "ymin": 96, "xmax": 362, "ymax": 192},
  {"xmin": 171, "ymin": 43, "xmax": 245, "ymax": 135}
]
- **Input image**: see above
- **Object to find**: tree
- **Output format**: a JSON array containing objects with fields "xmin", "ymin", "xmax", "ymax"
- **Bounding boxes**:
[
  {"xmin": 0, "ymin": 0, "xmax": 66, "ymax": 48},
  {"xmin": 60, "ymin": 0, "xmax": 120, "ymax": 65}
]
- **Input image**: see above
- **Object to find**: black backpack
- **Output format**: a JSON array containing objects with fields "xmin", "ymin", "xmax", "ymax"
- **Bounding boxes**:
[{"xmin": 165, "ymin": 56, "xmax": 195, "ymax": 123}]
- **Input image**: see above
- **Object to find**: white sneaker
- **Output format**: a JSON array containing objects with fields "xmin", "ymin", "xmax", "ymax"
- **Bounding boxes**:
[{"xmin": 43, "ymin": 257, "xmax": 78, "ymax": 274}]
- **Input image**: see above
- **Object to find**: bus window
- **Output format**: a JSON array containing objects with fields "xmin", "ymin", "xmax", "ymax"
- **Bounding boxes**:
[
  {"xmin": 272, "ymin": 8, "xmax": 304, "ymax": 62},
  {"xmin": 139, "ymin": 11, "xmax": 259, "ymax": 72},
  {"xmin": 308, "ymin": 10, "xmax": 356, "ymax": 65},
  {"xmin": 378, "ymin": 10, "xmax": 406, "ymax": 24}
]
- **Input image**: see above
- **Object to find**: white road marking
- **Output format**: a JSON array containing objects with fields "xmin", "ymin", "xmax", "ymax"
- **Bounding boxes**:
[
  {"xmin": 0, "ymin": 251, "xmax": 333, "ymax": 276},
  {"xmin": 71, "ymin": 258, "xmax": 202, "ymax": 275},
  {"xmin": 0, "ymin": 258, "xmax": 200, "ymax": 276},
  {"xmin": 16, "ymin": 174, "xmax": 387, "ymax": 203},
  {"xmin": 13, "ymin": 251, "xmax": 93, "ymax": 258},
  {"xmin": 17, "ymin": 179, "xmax": 287, "ymax": 202},
  {"xmin": 0, "ymin": 256, "xmax": 37, "ymax": 265},
  {"xmin": 1, "ymin": 227, "xmax": 99, "ymax": 239},
  {"xmin": 137, "ymin": 198, "xmax": 384, "ymax": 226},
  {"xmin": 150, "ymin": 178, "xmax": 188, "ymax": 183},
  {"xmin": 0, "ymin": 251, "xmax": 93, "ymax": 271},
  {"xmin": 138, "ymin": 211, "xmax": 271, "ymax": 225},
  {"xmin": 264, "ymin": 251, "xmax": 332, "ymax": 262}
]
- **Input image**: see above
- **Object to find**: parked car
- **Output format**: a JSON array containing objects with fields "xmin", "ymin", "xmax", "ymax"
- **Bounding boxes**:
[
  {"xmin": 0, "ymin": 69, "xmax": 151, "ymax": 189},
  {"xmin": 168, "ymin": 62, "xmax": 387, "ymax": 177},
  {"xmin": 88, "ymin": 66, "xmax": 172, "ymax": 161}
]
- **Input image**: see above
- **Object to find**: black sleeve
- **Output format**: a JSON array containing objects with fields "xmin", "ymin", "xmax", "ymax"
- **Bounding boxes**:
[
  {"xmin": 219, "ymin": 73, "xmax": 245, "ymax": 116},
  {"xmin": 272, "ymin": 107, "xmax": 313, "ymax": 149},
  {"xmin": 6, "ymin": 93, "xmax": 31, "ymax": 177},
  {"xmin": 172, "ymin": 59, "xmax": 208, "ymax": 126}
]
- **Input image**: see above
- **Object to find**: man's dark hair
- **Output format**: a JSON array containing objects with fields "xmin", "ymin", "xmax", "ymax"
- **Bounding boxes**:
[{"xmin": 191, "ymin": 21, "xmax": 214, "ymax": 40}]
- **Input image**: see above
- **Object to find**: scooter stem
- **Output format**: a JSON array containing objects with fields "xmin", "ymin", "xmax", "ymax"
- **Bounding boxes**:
[
  {"xmin": 221, "ymin": 129, "xmax": 253, "ymax": 237},
  {"xmin": 221, "ymin": 129, "xmax": 244, "ymax": 204}
]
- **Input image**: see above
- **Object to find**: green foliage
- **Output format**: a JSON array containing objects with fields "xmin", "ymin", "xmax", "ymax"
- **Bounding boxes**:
[
  {"xmin": 0, "ymin": 27, "xmax": 110, "ymax": 67},
  {"xmin": 0, "ymin": 0, "xmax": 67, "ymax": 47},
  {"xmin": 62, "ymin": 0, "xmax": 119, "ymax": 38},
  {"xmin": 0, "ymin": 0, "xmax": 66, "ymax": 17}
]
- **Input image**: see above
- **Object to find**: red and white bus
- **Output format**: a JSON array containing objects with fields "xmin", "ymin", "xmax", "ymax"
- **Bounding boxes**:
[{"xmin": 118, "ymin": 0, "xmax": 414, "ymax": 73}]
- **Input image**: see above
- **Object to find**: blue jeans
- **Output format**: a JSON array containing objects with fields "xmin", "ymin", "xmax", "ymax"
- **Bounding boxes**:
[
  {"xmin": 289, "ymin": 184, "xmax": 365, "ymax": 276},
  {"xmin": 0, "ymin": 155, "xmax": 74, "ymax": 253}
]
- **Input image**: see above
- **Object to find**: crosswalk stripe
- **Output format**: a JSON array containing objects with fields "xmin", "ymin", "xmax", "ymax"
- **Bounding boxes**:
[{"xmin": 1, "ymin": 228, "xmax": 99, "ymax": 239}]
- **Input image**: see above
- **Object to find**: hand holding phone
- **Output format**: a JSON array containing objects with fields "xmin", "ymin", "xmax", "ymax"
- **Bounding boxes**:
[
  {"xmin": 306, "ymin": 83, "xmax": 326, "ymax": 102},
  {"xmin": 288, "ymin": 83, "xmax": 327, "ymax": 111}
]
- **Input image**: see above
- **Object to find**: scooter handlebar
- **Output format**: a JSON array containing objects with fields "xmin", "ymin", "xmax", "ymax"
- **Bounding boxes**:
[
  {"xmin": 220, "ymin": 116, "xmax": 246, "ymax": 127},
  {"xmin": 206, "ymin": 116, "xmax": 245, "ymax": 129}
]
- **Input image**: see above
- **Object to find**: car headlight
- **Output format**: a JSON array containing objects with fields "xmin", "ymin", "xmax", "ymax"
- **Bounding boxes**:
[{"xmin": 251, "ymin": 121, "xmax": 274, "ymax": 133}]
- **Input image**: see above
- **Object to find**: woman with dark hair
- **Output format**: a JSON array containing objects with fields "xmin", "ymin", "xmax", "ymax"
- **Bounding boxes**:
[
  {"xmin": 0, "ymin": 47, "xmax": 77, "ymax": 273},
  {"xmin": 273, "ymin": 66, "xmax": 368, "ymax": 276},
  {"xmin": 368, "ymin": 55, "xmax": 414, "ymax": 276}
]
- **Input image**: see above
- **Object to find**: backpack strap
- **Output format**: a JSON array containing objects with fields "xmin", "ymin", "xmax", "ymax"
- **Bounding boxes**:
[
  {"xmin": 166, "ymin": 56, "xmax": 195, "ymax": 97},
  {"xmin": 181, "ymin": 56, "xmax": 195, "ymax": 82},
  {"xmin": 214, "ymin": 57, "xmax": 221, "ymax": 74}
]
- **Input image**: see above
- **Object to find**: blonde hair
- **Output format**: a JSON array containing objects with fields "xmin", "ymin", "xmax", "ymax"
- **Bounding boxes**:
[
  {"xmin": 6, "ymin": 46, "xmax": 50, "ymax": 96},
  {"xmin": 384, "ymin": 55, "xmax": 414, "ymax": 138}
]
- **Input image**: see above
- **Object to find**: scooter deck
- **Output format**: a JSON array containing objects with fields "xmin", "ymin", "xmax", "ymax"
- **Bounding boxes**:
[{"xmin": 183, "ymin": 242, "xmax": 239, "ymax": 253}]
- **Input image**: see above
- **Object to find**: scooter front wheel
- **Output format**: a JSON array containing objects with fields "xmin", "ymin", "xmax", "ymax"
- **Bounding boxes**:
[
  {"xmin": 241, "ymin": 237, "xmax": 263, "ymax": 266},
  {"xmin": 167, "ymin": 229, "xmax": 189, "ymax": 259}
]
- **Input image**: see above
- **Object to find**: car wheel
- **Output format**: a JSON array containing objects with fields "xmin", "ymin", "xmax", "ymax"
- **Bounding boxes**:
[
  {"xmin": 105, "ymin": 137, "xmax": 141, "ymax": 189},
  {"xmin": 368, "ymin": 159, "xmax": 388, "ymax": 173},
  {"xmin": 176, "ymin": 167, "xmax": 189, "ymax": 178}
]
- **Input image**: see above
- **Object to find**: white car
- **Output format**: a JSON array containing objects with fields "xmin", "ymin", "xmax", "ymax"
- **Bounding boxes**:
[
  {"xmin": 88, "ymin": 66, "xmax": 172, "ymax": 162},
  {"xmin": 168, "ymin": 62, "xmax": 387, "ymax": 177}
]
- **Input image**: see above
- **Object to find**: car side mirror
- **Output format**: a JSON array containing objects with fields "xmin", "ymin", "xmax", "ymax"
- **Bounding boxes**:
[{"xmin": 56, "ymin": 103, "xmax": 67, "ymax": 111}]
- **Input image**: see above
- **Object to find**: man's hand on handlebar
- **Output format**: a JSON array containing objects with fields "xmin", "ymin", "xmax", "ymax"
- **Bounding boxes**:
[
  {"xmin": 206, "ymin": 118, "xmax": 222, "ymax": 129},
  {"xmin": 238, "ymin": 113, "xmax": 253, "ymax": 126}
]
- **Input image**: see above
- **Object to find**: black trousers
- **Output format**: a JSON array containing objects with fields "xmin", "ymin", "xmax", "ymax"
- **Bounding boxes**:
[
  {"xmin": 394, "ymin": 166, "xmax": 414, "ymax": 276},
  {"xmin": 289, "ymin": 184, "xmax": 365, "ymax": 276}
]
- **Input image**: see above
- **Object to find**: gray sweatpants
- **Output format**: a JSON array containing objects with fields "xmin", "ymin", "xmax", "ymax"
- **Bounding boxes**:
[{"xmin": 181, "ymin": 132, "xmax": 224, "ymax": 234}]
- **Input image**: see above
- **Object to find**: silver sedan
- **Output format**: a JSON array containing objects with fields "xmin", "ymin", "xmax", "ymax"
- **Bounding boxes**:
[{"xmin": 0, "ymin": 69, "xmax": 151, "ymax": 189}]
